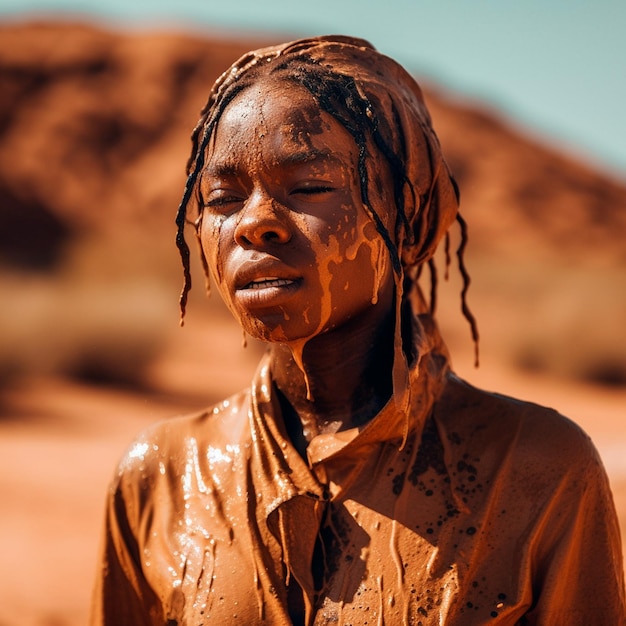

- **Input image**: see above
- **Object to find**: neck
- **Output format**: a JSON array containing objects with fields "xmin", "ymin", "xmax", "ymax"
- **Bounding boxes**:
[{"xmin": 270, "ymin": 306, "xmax": 395, "ymax": 456}]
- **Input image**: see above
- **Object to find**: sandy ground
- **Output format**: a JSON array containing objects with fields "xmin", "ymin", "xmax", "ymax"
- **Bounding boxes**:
[{"xmin": 0, "ymin": 316, "xmax": 624, "ymax": 626}]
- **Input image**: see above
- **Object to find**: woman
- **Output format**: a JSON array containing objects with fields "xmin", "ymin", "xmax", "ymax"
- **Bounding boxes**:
[{"xmin": 91, "ymin": 36, "xmax": 625, "ymax": 625}]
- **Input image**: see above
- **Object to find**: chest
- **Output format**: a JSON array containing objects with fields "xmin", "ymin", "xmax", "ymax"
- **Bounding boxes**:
[{"xmin": 138, "ymin": 455, "xmax": 530, "ymax": 625}]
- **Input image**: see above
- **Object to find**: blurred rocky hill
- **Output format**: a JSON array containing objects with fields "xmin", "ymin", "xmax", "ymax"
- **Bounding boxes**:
[{"xmin": 1, "ymin": 20, "xmax": 625, "ymax": 387}]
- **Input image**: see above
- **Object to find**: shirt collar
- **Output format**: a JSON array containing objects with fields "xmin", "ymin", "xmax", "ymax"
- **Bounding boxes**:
[{"xmin": 249, "ymin": 312, "xmax": 451, "ymax": 515}]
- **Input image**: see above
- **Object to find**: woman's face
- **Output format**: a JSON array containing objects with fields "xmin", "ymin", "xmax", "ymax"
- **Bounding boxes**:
[{"xmin": 198, "ymin": 78, "xmax": 395, "ymax": 344}]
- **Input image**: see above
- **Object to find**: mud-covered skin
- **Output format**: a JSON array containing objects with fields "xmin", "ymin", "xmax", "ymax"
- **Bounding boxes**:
[
  {"xmin": 92, "ymin": 339, "xmax": 626, "ymax": 625},
  {"xmin": 198, "ymin": 79, "xmax": 394, "ymax": 347}
]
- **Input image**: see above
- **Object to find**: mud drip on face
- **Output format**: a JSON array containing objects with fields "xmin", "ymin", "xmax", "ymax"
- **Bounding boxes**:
[{"xmin": 289, "ymin": 212, "xmax": 390, "ymax": 402}]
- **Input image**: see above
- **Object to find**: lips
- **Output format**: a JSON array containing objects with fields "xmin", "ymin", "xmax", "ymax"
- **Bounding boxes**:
[
  {"xmin": 243, "ymin": 277, "xmax": 297, "ymax": 290},
  {"xmin": 233, "ymin": 258, "xmax": 302, "ymax": 308}
]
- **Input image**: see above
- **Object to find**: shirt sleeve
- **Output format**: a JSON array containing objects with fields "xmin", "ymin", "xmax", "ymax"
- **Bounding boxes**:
[
  {"xmin": 523, "ymin": 441, "xmax": 626, "ymax": 625},
  {"xmin": 90, "ymin": 460, "xmax": 165, "ymax": 625}
]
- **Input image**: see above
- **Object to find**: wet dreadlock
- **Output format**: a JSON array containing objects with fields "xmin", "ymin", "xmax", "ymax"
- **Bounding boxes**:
[{"xmin": 174, "ymin": 45, "xmax": 479, "ymax": 364}]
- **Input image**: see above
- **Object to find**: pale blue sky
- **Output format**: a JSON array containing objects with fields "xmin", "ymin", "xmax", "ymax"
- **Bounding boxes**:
[{"xmin": 2, "ymin": 0, "xmax": 625, "ymax": 179}]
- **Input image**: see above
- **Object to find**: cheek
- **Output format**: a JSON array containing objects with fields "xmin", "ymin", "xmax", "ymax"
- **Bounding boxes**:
[
  {"xmin": 329, "ymin": 228, "xmax": 389, "ymax": 305},
  {"xmin": 200, "ymin": 215, "xmax": 254, "ymax": 330},
  {"xmin": 199, "ymin": 214, "xmax": 228, "ymax": 289},
  {"xmin": 311, "ymin": 204, "xmax": 389, "ymax": 330}
]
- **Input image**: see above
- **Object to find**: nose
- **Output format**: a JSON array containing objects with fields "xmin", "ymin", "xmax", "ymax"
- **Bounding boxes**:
[{"xmin": 234, "ymin": 193, "xmax": 291, "ymax": 248}]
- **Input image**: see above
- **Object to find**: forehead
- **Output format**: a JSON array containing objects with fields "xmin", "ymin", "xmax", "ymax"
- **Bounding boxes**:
[
  {"xmin": 218, "ymin": 78, "xmax": 326, "ymax": 137},
  {"xmin": 206, "ymin": 77, "xmax": 359, "ymax": 169}
]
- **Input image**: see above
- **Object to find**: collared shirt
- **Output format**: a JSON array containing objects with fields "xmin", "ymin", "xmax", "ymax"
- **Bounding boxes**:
[{"xmin": 91, "ymin": 336, "xmax": 626, "ymax": 625}]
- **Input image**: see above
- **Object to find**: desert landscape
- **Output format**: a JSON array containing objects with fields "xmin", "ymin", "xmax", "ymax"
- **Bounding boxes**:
[{"xmin": 0, "ymin": 21, "xmax": 625, "ymax": 625}]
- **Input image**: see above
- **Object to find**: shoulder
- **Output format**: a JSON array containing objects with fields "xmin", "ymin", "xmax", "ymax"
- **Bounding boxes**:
[
  {"xmin": 434, "ymin": 373, "xmax": 605, "ymax": 489},
  {"xmin": 429, "ymin": 373, "xmax": 621, "ymax": 558},
  {"xmin": 113, "ymin": 388, "xmax": 252, "ymax": 489},
  {"xmin": 434, "ymin": 376, "xmax": 626, "ymax": 621}
]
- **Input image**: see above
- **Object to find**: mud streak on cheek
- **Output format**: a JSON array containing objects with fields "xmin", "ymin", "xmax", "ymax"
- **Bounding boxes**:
[
  {"xmin": 343, "ymin": 205, "xmax": 389, "ymax": 307},
  {"xmin": 290, "ymin": 212, "xmax": 388, "ymax": 401},
  {"xmin": 205, "ymin": 217, "xmax": 238, "ymax": 320}
]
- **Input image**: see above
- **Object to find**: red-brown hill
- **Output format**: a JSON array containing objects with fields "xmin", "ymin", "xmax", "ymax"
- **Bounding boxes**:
[{"xmin": 1, "ymin": 20, "xmax": 625, "ymax": 384}]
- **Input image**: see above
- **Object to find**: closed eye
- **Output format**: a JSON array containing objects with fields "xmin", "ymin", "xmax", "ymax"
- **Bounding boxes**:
[
  {"xmin": 295, "ymin": 186, "xmax": 334, "ymax": 194},
  {"xmin": 203, "ymin": 191, "xmax": 245, "ymax": 212},
  {"xmin": 204, "ymin": 196, "xmax": 241, "ymax": 207},
  {"xmin": 290, "ymin": 185, "xmax": 337, "ymax": 198}
]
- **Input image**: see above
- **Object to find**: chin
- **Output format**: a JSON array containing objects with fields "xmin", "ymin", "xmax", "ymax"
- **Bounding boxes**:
[
  {"xmin": 236, "ymin": 308, "xmax": 323, "ymax": 345},
  {"xmin": 239, "ymin": 317, "xmax": 289, "ymax": 344},
  {"xmin": 248, "ymin": 321, "xmax": 336, "ymax": 347}
]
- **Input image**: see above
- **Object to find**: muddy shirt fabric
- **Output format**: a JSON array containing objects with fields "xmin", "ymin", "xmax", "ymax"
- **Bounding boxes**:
[{"xmin": 91, "ymin": 333, "xmax": 625, "ymax": 625}]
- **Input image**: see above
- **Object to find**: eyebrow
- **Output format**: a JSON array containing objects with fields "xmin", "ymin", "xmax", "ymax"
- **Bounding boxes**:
[
  {"xmin": 280, "ymin": 149, "xmax": 340, "ymax": 166},
  {"xmin": 203, "ymin": 148, "xmax": 345, "ymax": 179}
]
